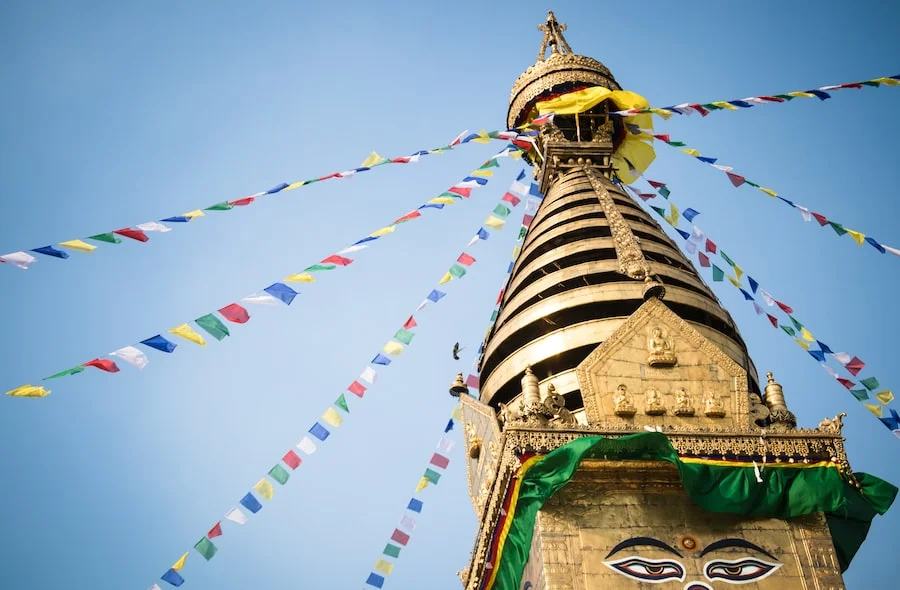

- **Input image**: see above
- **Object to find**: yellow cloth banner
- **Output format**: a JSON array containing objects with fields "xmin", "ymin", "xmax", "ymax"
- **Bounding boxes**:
[
  {"xmin": 680, "ymin": 148, "xmax": 700, "ymax": 157},
  {"xmin": 172, "ymin": 553, "xmax": 188, "ymax": 571},
  {"xmin": 863, "ymin": 402, "xmax": 883, "ymax": 418},
  {"xmin": 5, "ymin": 384, "xmax": 50, "ymax": 398},
  {"xmin": 711, "ymin": 101, "xmax": 739, "ymax": 111},
  {"xmin": 284, "ymin": 273, "xmax": 315, "ymax": 283},
  {"xmin": 471, "ymin": 169, "xmax": 493, "ymax": 177},
  {"xmin": 847, "ymin": 229, "xmax": 866, "ymax": 245},
  {"xmin": 794, "ymin": 338, "xmax": 810, "ymax": 350},
  {"xmin": 375, "ymin": 559, "xmax": 394, "ymax": 575},
  {"xmin": 438, "ymin": 272, "xmax": 452, "ymax": 285},
  {"xmin": 169, "ymin": 324, "xmax": 207, "ymax": 346},
  {"xmin": 733, "ymin": 265, "xmax": 744, "ymax": 281},
  {"xmin": 875, "ymin": 77, "xmax": 900, "ymax": 86},
  {"xmin": 788, "ymin": 91, "xmax": 815, "ymax": 98},
  {"xmin": 472, "ymin": 129, "xmax": 491, "ymax": 144},
  {"xmin": 184, "ymin": 209, "xmax": 205, "ymax": 220},
  {"xmin": 254, "ymin": 478, "xmax": 274, "ymax": 500},
  {"xmin": 286, "ymin": 181, "xmax": 307, "ymax": 190},
  {"xmin": 727, "ymin": 275, "xmax": 742, "ymax": 288},
  {"xmin": 451, "ymin": 405, "xmax": 462, "ymax": 420},
  {"xmin": 59, "ymin": 239, "xmax": 96, "ymax": 253},
  {"xmin": 512, "ymin": 245, "xmax": 521, "ymax": 258},
  {"xmin": 484, "ymin": 216, "xmax": 506, "ymax": 230},
  {"xmin": 415, "ymin": 477, "xmax": 429, "ymax": 492},
  {"xmin": 369, "ymin": 226, "xmax": 396, "ymax": 237},
  {"xmin": 800, "ymin": 327, "xmax": 815, "ymax": 342},
  {"xmin": 322, "ymin": 407, "xmax": 344, "ymax": 427},
  {"xmin": 429, "ymin": 197, "xmax": 456, "ymax": 205},
  {"xmin": 875, "ymin": 390, "xmax": 895, "ymax": 405},
  {"xmin": 383, "ymin": 341, "xmax": 404, "ymax": 356},
  {"xmin": 360, "ymin": 152, "xmax": 386, "ymax": 167}
]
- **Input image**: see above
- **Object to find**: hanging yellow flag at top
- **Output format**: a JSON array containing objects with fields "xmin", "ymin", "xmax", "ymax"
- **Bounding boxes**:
[
  {"xmin": 875, "ymin": 390, "xmax": 895, "ymax": 405},
  {"xmin": 6, "ymin": 384, "xmax": 50, "ymax": 398},
  {"xmin": 169, "ymin": 324, "xmax": 207, "ymax": 346},
  {"xmin": 863, "ymin": 403, "xmax": 884, "ymax": 418},
  {"xmin": 360, "ymin": 152, "xmax": 387, "ymax": 168},
  {"xmin": 59, "ymin": 239, "xmax": 96, "ymax": 253},
  {"xmin": 172, "ymin": 553, "xmax": 188, "ymax": 572}
]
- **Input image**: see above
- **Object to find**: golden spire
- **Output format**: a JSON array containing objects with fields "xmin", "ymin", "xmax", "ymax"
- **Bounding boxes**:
[
  {"xmin": 449, "ymin": 372, "xmax": 469, "ymax": 398},
  {"xmin": 536, "ymin": 10, "xmax": 573, "ymax": 61},
  {"xmin": 764, "ymin": 371, "xmax": 797, "ymax": 431}
]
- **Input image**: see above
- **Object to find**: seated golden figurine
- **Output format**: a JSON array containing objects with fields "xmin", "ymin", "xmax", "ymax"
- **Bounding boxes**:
[
  {"xmin": 704, "ymin": 391, "xmax": 726, "ymax": 418},
  {"xmin": 647, "ymin": 327, "xmax": 677, "ymax": 367},
  {"xmin": 644, "ymin": 388, "xmax": 666, "ymax": 416},
  {"xmin": 673, "ymin": 387, "xmax": 695, "ymax": 416},
  {"xmin": 613, "ymin": 384, "xmax": 636, "ymax": 417}
]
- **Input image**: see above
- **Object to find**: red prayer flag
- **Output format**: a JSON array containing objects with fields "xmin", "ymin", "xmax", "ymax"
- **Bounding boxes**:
[
  {"xmin": 758, "ymin": 96, "xmax": 785, "ymax": 103},
  {"xmin": 321, "ymin": 254, "xmax": 353, "ymax": 266},
  {"xmin": 705, "ymin": 239, "xmax": 717, "ymax": 254},
  {"xmin": 84, "ymin": 358, "xmax": 120, "ymax": 373},
  {"xmin": 495, "ymin": 289, "xmax": 505, "ymax": 305},
  {"xmin": 113, "ymin": 228, "xmax": 149, "ymax": 243},
  {"xmin": 391, "ymin": 529, "xmax": 410, "ymax": 546},
  {"xmin": 457, "ymin": 253, "xmax": 476, "ymax": 266},
  {"xmin": 837, "ymin": 378, "xmax": 855, "ymax": 390},
  {"xmin": 219, "ymin": 303, "xmax": 250, "ymax": 324},
  {"xmin": 393, "ymin": 211, "xmax": 421, "ymax": 224},
  {"xmin": 698, "ymin": 252, "xmax": 711, "ymax": 267},
  {"xmin": 637, "ymin": 193, "xmax": 655, "ymax": 201},
  {"xmin": 347, "ymin": 381, "xmax": 367, "ymax": 398},
  {"xmin": 811, "ymin": 212, "xmax": 828, "ymax": 226},
  {"xmin": 228, "ymin": 197, "xmax": 255, "ymax": 207},
  {"xmin": 282, "ymin": 449, "xmax": 302, "ymax": 470},
  {"xmin": 522, "ymin": 214, "xmax": 534, "ymax": 227},
  {"xmin": 208, "ymin": 522, "xmax": 223, "ymax": 539},
  {"xmin": 465, "ymin": 374, "xmax": 480, "ymax": 389},
  {"xmin": 845, "ymin": 357, "xmax": 866, "ymax": 376},
  {"xmin": 501, "ymin": 192, "xmax": 521, "ymax": 206},
  {"xmin": 391, "ymin": 156, "xmax": 411, "ymax": 163},
  {"xmin": 430, "ymin": 453, "xmax": 450, "ymax": 469},
  {"xmin": 647, "ymin": 180, "xmax": 666, "ymax": 189},
  {"xmin": 838, "ymin": 83, "xmax": 863, "ymax": 90},
  {"xmin": 689, "ymin": 104, "xmax": 710, "ymax": 116},
  {"xmin": 403, "ymin": 316, "xmax": 417, "ymax": 330},
  {"xmin": 512, "ymin": 138, "xmax": 533, "ymax": 150},
  {"xmin": 726, "ymin": 172, "xmax": 746, "ymax": 187},
  {"xmin": 448, "ymin": 186, "xmax": 472, "ymax": 198},
  {"xmin": 653, "ymin": 134, "xmax": 670, "ymax": 142},
  {"xmin": 775, "ymin": 301, "xmax": 794, "ymax": 314},
  {"xmin": 767, "ymin": 314, "xmax": 779, "ymax": 328},
  {"xmin": 317, "ymin": 172, "xmax": 340, "ymax": 181}
]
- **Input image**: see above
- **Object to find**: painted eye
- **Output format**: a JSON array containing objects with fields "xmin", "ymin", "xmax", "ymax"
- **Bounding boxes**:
[
  {"xmin": 705, "ymin": 558, "xmax": 781, "ymax": 583},
  {"xmin": 603, "ymin": 556, "xmax": 685, "ymax": 583}
]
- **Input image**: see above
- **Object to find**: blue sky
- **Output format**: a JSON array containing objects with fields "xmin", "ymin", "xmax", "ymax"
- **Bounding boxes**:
[{"xmin": 1, "ymin": 1, "xmax": 898, "ymax": 588}]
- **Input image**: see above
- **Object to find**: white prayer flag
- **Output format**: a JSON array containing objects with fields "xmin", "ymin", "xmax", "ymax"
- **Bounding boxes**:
[
  {"xmin": 884, "ymin": 245, "xmax": 900, "ymax": 257},
  {"xmin": 690, "ymin": 226, "xmax": 705, "ymax": 243},
  {"xmin": 360, "ymin": 366, "xmax": 377, "ymax": 385},
  {"xmin": 796, "ymin": 206, "xmax": 812, "ymax": 222},
  {"xmin": 831, "ymin": 352, "xmax": 852, "ymax": 365},
  {"xmin": 225, "ymin": 508, "xmax": 247, "ymax": 525},
  {"xmin": 241, "ymin": 293, "xmax": 280, "ymax": 306},
  {"xmin": 753, "ymin": 303, "xmax": 765, "ymax": 316},
  {"xmin": 338, "ymin": 244, "xmax": 369, "ymax": 255},
  {"xmin": 0, "ymin": 251, "xmax": 37, "ymax": 269},
  {"xmin": 297, "ymin": 436, "xmax": 317, "ymax": 455},
  {"xmin": 466, "ymin": 235, "xmax": 480, "ymax": 248},
  {"xmin": 711, "ymin": 164, "xmax": 734, "ymax": 173},
  {"xmin": 524, "ymin": 197, "xmax": 540, "ymax": 215},
  {"xmin": 821, "ymin": 364, "xmax": 840, "ymax": 379},
  {"xmin": 149, "ymin": 585, "xmax": 162, "ymax": 590},
  {"xmin": 400, "ymin": 515, "xmax": 417, "ymax": 532},
  {"xmin": 684, "ymin": 240, "xmax": 697, "ymax": 254},
  {"xmin": 136, "ymin": 221, "xmax": 172, "ymax": 233},
  {"xmin": 759, "ymin": 290, "xmax": 776, "ymax": 307},
  {"xmin": 110, "ymin": 346, "xmax": 149, "ymax": 369},
  {"xmin": 510, "ymin": 180, "xmax": 529, "ymax": 195},
  {"xmin": 437, "ymin": 437, "xmax": 455, "ymax": 453},
  {"xmin": 415, "ymin": 300, "xmax": 428, "ymax": 312}
]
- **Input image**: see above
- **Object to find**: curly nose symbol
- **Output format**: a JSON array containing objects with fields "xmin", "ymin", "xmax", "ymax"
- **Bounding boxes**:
[{"xmin": 685, "ymin": 584, "xmax": 712, "ymax": 590}]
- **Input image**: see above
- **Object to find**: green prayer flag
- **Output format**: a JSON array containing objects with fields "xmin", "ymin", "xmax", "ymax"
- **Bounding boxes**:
[
  {"xmin": 775, "ymin": 94, "xmax": 796, "ymax": 100},
  {"xmin": 658, "ymin": 186, "xmax": 671, "ymax": 198},
  {"xmin": 335, "ymin": 393, "xmax": 349, "ymax": 413},
  {"xmin": 518, "ymin": 227, "xmax": 527, "ymax": 239},
  {"xmin": 666, "ymin": 141, "xmax": 687, "ymax": 147},
  {"xmin": 383, "ymin": 544, "xmax": 401, "ymax": 558},
  {"xmin": 493, "ymin": 204, "xmax": 511, "ymax": 218},
  {"xmin": 861, "ymin": 377, "xmax": 880, "ymax": 391},
  {"xmin": 781, "ymin": 325, "xmax": 796, "ymax": 337},
  {"xmin": 861, "ymin": 80, "xmax": 881, "ymax": 88},
  {"xmin": 438, "ymin": 191, "xmax": 462, "ymax": 199},
  {"xmin": 194, "ymin": 537, "xmax": 218, "ymax": 561},
  {"xmin": 790, "ymin": 316, "xmax": 803, "ymax": 332},
  {"xmin": 449, "ymin": 264, "xmax": 467, "ymax": 279},
  {"xmin": 829, "ymin": 221, "xmax": 848, "ymax": 236},
  {"xmin": 269, "ymin": 464, "xmax": 290, "ymax": 485},
  {"xmin": 423, "ymin": 468, "xmax": 441, "ymax": 484},
  {"xmin": 650, "ymin": 205, "xmax": 666, "ymax": 217},
  {"xmin": 304, "ymin": 264, "xmax": 336, "ymax": 272},
  {"xmin": 850, "ymin": 389, "xmax": 870, "ymax": 401},
  {"xmin": 720, "ymin": 251, "xmax": 736, "ymax": 267},
  {"xmin": 490, "ymin": 310, "xmax": 498, "ymax": 322},
  {"xmin": 88, "ymin": 233, "xmax": 121, "ymax": 244},
  {"xmin": 711, "ymin": 264, "xmax": 724, "ymax": 282},
  {"xmin": 204, "ymin": 202, "xmax": 233, "ymax": 211},
  {"xmin": 44, "ymin": 365, "xmax": 86, "ymax": 380},
  {"xmin": 703, "ymin": 103, "xmax": 723, "ymax": 110},
  {"xmin": 481, "ymin": 157, "xmax": 500, "ymax": 167},
  {"xmin": 745, "ymin": 180, "xmax": 760, "ymax": 188},
  {"xmin": 195, "ymin": 314, "xmax": 230, "ymax": 341},
  {"xmin": 393, "ymin": 328, "xmax": 415, "ymax": 345}
]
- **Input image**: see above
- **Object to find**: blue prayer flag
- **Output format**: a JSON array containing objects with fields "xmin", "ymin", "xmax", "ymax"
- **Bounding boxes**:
[
  {"xmin": 31, "ymin": 245, "xmax": 69, "ymax": 259},
  {"xmin": 808, "ymin": 349, "xmax": 827, "ymax": 362},
  {"xmin": 427, "ymin": 289, "xmax": 446, "ymax": 303},
  {"xmin": 372, "ymin": 353, "xmax": 392, "ymax": 366},
  {"xmin": 865, "ymin": 237, "xmax": 886, "ymax": 253},
  {"xmin": 528, "ymin": 183, "xmax": 543, "ymax": 198},
  {"xmin": 748, "ymin": 276, "xmax": 759, "ymax": 294},
  {"xmin": 461, "ymin": 133, "xmax": 479, "ymax": 143},
  {"xmin": 354, "ymin": 236, "xmax": 378, "ymax": 246},
  {"xmin": 728, "ymin": 100, "xmax": 753, "ymax": 108},
  {"xmin": 407, "ymin": 498, "xmax": 424, "ymax": 513},
  {"xmin": 240, "ymin": 492, "xmax": 262, "ymax": 513},
  {"xmin": 777, "ymin": 196, "xmax": 795, "ymax": 207},
  {"xmin": 740, "ymin": 289, "xmax": 754, "ymax": 301},
  {"xmin": 264, "ymin": 283, "xmax": 298, "ymax": 306},
  {"xmin": 462, "ymin": 176, "xmax": 488, "ymax": 185},
  {"xmin": 682, "ymin": 208, "xmax": 700, "ymax": 222},
  {"xmin": 419, "ymin": 203, "xmax": 444, "ymax": 210},
  {"xmin": 161, "ymin": 216, "xmax": 189, "ymax": 223},
  {"xmin": 309, "ymin": 422, "xmax": 330, "ymax": 441},
  {"xmin": 141, "ymin": 335, "xmax": 177, "ymax": 353},
  {"xmin": 477, "ymin": 227, "xmax": 489, "ymax": 240},
  {"xmin": 816, "ymin": 341, "xmax": 834, "ymax": 354},
  {"xmin": 161, "ymin": 568, "xmax": 185, "ymax": 587},
  {"xmin": 444, "ymin": 419, "xmax": 454, "ymax": 433},
  {"xmin": 625, "ymin": 122, "xmax": 641, "ymax": 135},
  {"xmin": 515, "ymin": 170, "xmax": 526, "ymax": 181},
  {"xmin": 807, "ymin": 89, "xmax": 831, "ymax": 101},
  {"xmin": 882, "ymin": 409, "xmax": 900, "ymax": 431},
  {"xmin": 675, "ymin": 228, "xmax": 690, "ymax": 240},
  {"xmin": 696, "ymin": 157, "xmax": 717, "ymax": 164},
  {"xmin": 266, "ymin": 182, "xmax": 290, "ymax": 194},
  {"xmin": 366, "ymin": 573, "xmax": 386, "ymax": 588},
  {"xmin": 507, "ymin": 261, "xmax": 514, "ymax": 274}
]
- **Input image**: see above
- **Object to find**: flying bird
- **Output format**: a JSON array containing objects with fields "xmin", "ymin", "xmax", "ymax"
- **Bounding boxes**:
[{"xmin": 452, "ymin": 342, "xmax": 464, "ymax": 360}]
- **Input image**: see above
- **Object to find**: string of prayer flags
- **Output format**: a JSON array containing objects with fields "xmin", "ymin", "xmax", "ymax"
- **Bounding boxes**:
[
  {"xmin": 625, "ymin": 125, "xmax": 897, "ymax": 258},
  {"xmin": 607, "ymin": 74, "xmax": 899, "ymax": 119},
  {"xmin": 625, "ymin": 177, "xmax": 897, "ymax": 435},
  {"xmin": 364, "ymin": 406, "xmax": 458, "ymax": 588}
]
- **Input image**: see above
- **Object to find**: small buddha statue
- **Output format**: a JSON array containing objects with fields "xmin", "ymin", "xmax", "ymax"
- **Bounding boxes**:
[
  {"xmin": 613, "ymin": 384, "xmax": 636, "ymax": 417},
  {"xmin": 673, "ymin": 387, "xmax": 695, "ymax": 416},
  {"xmin": 703, "ymin": 391, "xmax": 726, "ymax": 418},
  {"xmin": 644, "ymin": 388, "xmax": 666, "ymax": 415},
  {"xmin": 647, "ymin": 327, "xmax": 677, "ymax": 367}
]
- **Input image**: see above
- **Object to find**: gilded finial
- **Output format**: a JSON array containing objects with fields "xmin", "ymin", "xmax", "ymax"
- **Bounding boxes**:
[
  {"xmin": 449, "ymin": 372, "xmax": 469, "ymax": 398},
  {"xmin": 763, "ymin": 371, "xmax": 797, "ymax": 431},
  {"xmin": 536, "ymin": 10, "xmax": 573, "ymax": 61}
]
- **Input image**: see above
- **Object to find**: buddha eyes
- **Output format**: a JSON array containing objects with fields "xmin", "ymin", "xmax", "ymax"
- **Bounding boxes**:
[
  {"xmin": 705, "ymin": 558, "xmax": 781, "ymax": 583},
  {"xmin": 603, "ymin": 557, "xmax": 685, "ymax": 583}
]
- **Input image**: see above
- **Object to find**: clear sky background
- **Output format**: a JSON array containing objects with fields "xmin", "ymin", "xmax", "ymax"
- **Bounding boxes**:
[{"xmin": 1, "ymin": 1, "xmax": 898, "ymax": 588}]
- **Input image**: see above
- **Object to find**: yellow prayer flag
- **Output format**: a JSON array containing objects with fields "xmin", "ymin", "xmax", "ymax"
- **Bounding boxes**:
[
  {"xmin": 863, "ymin": 403, "xmax": 883, "ymax": 418},
  {"xmin": 472, "ymin": 129, "xmax": 491, "ymax": 144},
  {"xmin": 383, "ymin": 341, "xmax": 404, "ymax": 356},
  {"xmin": 451, "ymin": 405, "xmax": 462, "ymax": 421},
  {"xmin": 183, "ymin": 209, "xmax": 205, "ymax": 220},
  {"xmin": 415, "ymin": 477, "xmax": 429, "ymax": 492},
  {"xmin": 509, "ymin": 150, "xmax": 523, "ymax": 160},
  {"xmin": 429, "ymin": 197, "xmax": 456, "ymax": 205},
  {"xmin": 322, "ymin": 407, "xmax": 344, "ymax": 427},
  {"xmin": 471, "ymin": 169, "xmax": 494, "ymax": 177},
  {"xmin": 284, "ymin": 273, "xmax": 315, "ymax": 283},
  {"xmin": 733, "ymin": 265, "xmax": 744, "ymax": 280},
  {"xmin": 484, "ymin": 216, "xmax": 506, "ymax": 230},
  {"xmin": 172, "ymin": 553, "xmax": 188, "ymax": 572},
  {"xmin": 874, "ymin": 77, "xmax": 900, "ymax": 86},
  {"xmin": 800, "ymin": 327, "xmax": 815, "ymax": 342},
  {"xmin": 788, "ymin": 91, "xmax": 815, "ymax": 98},
  {"xmin": 680, "ymin": 148, "xmax": 700, "ymax": 157},
  {"xmin": 59, "ymin": 239, "xmax": 96, "ymax": 253},
  {"xmin": 285, "ymin": 182, "xmax": 306, "ymax": 190},
  {"xmin": 875, "ymin": 390, "xmax": 895, "ymax": 405},
  {"xmin": 711, "ymin": 101, "xmax": 738, "ymax": 111},
  {"xmin": 5, "ymin": 384, "xmax": 50, "ymax": 398},
  {"xmin": 512, "ymin": 245, "xmax": 521, "ymax": 258},
  {"xmin": 369, "ymin": 226, "xmax": 396, "ymax": 238},
  {"xmin": 438, "ymin": 272, "xmax": 452, "ymax": 285},
  {"xmin": 254, "ymin": 478, "xmax": 274, "ymax": 500},
  {"xmin": 169, "ymin": 323, "xmax": 207, "ymax": 347},
  {"xmin": 648, "ymin": 108, "xmax": 673, "ymax": 119},
  {"xmin": 375, "ymin": 559, "xmax": 394, "ymax": 575},
  {"xmin": 360, "ymin": 152, "xmax": 386, "ymax": 168},
  {"xmin": 727, "ymin": 275, "xmax": 742, "ymax": 288},
  {"xmin": 759, "ymin": 187, "xmax": 778, "ymax": 198},
  {"xmin": 846, "ymin": 229, "xmax": 866, "ymax": 245},
  {"xmin": 794, "ymin": 338, "xmax": 810, "ymax": 350}
]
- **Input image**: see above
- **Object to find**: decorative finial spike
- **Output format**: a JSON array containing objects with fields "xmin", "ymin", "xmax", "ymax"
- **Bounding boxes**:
[
  {"xmin": 536, "ymin": 10, "xmax": 573, "ymax": 61},
  {"xmin": 449, "ymin": 372, "xmax": 469, "ymax": 398}
]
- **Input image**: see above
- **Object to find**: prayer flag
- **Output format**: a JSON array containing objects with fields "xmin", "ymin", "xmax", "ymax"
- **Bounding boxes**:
[
  {"xmin": 845, "ymin": 357, "xmax": 866, "ymax": 376},
  {"xmin": 44, "ymin": 366, "xmax": 84, "ymax": 379},
  {"xmin": 466, "ymin": 374, "xmax": 479, "ymax": 389},
  {"xmin": 137, "ymin": 221, "xmax": 170, "ymax": 233},
  {"xmin": 748, "ymin": 276, "xmax": 759, "ymax": 294},
  {"xmin": 383, "ymin": 544, "xmax": 401, "ymax": 558},
  {"xmin": 876, "ymin": 390, "xmax": 894, "ymax": 405},
  {"xmin": 334, "ymin": 393, "xmax": 350, "ymax": 414},
  {"xmin": 141, "ymin": 335, "xmax": 177, "ymax": 353},
  {"xmin": 240, "ymin": 492, "xmax": 262, "ymax": 513},
  {"xmin": 114, "ymin": 228, "xmax": 149, "ymax": 242},
  {"xmin": 208, "ymin": 522, "xmax": 223, "ymax": 539},
  {"xmin": 682, "ymin": 208, "xmax": 700, "ymax": 222},
  {"xmin": 403, "ymin": 316, "xmax": 417, "ymax": 330},
  {"xmin": 161, "ymin": 216, "xmax": 189, "ymax": 223},
  {"xmin": 861, "ymin": 377, "xmax": 880, "ymax": 391},
  {"xmin": 204, "ymin": 202, "xmax": 232, "ymax": 211},
  {"xmin": 253, "ymin": 478, "xmax": 274, "ymax": 500},
  {"xmin": 383, "ymin": 341, "xmax": 404, "ymax": 356},
  {"xmin": 375, "ymin": 559, "xmax": 394, "ymax": 576},
  {"xmin": 865, "ymin": 237, "xmax": 886, "ymax": 253},
  {"xmin": 194, "ymin": 537, "xmax": 217, "ymax": 561},
  {"xmin": 449, "ymin": 263, "xmax": 466, "ymax": 278},
  {"xmin": 31, "ymin": 245, "xmax": 69, "ymax": 259},
  {"xmin": 359, "ymin": 367, "xmax": 377, "ymax": 387},
  {"xmin": 195, "ymin": 314, "xmax": 230, "ymax": 341},
  {"xmin": 309, "ymin": 422, "xmax": 330, "ymax": 441},
  {"xmin": 169, "ymin": 324, "xmax": 206, "ymax": 347},
  {"xmin": 297, "ymin": 436, "xmax": 317, "ymax": 455},
  {"xmin": 88, "ymin": 232, "xmax": 122, "ymax": 244},
  {"xmin": 829, "ymin": 221, "xmax": 847, "ymax": 236},
  {"xmin": 172, "ymin": 553, "xmax": 188, "ymax": 571},
  {"xmin": 84, "ymin": 358, "xmax": 120, "ymax": 373},
  {"xmin": 283, "ymin": 450, "xmax": 302, "ymax": 469},
  {"xmin": 698, "ymin": 252, "xmax": 710, "ymax": 267},
  {"xmin": 767, "ymin": 314, "xmax": 778, "ymax": 328},
  {"xmin": 438, "ymin": 272, "xmax": 452, "ymax": 285},
  {"xmin": 430, "ymin": 453, "xmax": 450, "ymax": 469},
  {"xmin": 360, "ymin": 152, "xmax": 387, "ymax": 167},
  {"xmin": 416, "ymin": 477, "xmax": 429, "ymax": 492},
  {"xmin": 493, "ymin": 204, "xmax": 511, "ymax": 218},
  {"xmin": 727, "ymin": 275, "xmax": 742, "ymax": 288},
  {"xmin": 427, "ymin": 289, "xmax": 446, "ymax": 303},
  {"xmin": 284, "ymin": 273, "xmax": 315, "ymax": 283},
  {"xmin": 846, "ymin": 229, "xmax": 866, "ymax": 245},
  {"xmin": 448, "ymin": 186, "xmax": 472, "ymax": 198},
  {"xmin": 321, "ymin": 254, "xmax": 353, "ymax": 266},
  {"xmin": 111, "ymin": 346, "xmax": 149, "ymax": 369},
  {"xmin": 228, "ymin": 197, "xmax": 256, "ymax": 207},
  {"xmin": 502, "ymin": 192, "xmax": 521, "ymax": 206},
  {"xmin": 457, "ymin": 253, "xmax": 476, "ymax": 266},
  {"xmin": 407, "ymin": 498, "xmax": 424, "ymax": 513},
  {"xmin": 391, "ymin": 529, "xmax": 410, "ymax": 546},
  {"xmin": 218, "ymin": 303, "xmax": 250, "ymax": 324},
  {"xmin": 657, "ymin": 186, "xmax": 671, "ymax": 198},
  {"xmin": 424, "ymin": 468, "xmax": 441, "ymax": 484},
  {"xmin": 801, "ymin": 327, "xmax": 815, "ymax": 342},
  {"xmin": 484, "ymin": 216, "xmax": 506, "ymax": 230},
  {"xmin": 263, "ymin": 282, "xmax": 298, "ymax": 306},
  {"xmin": 370, "ymin": 226, "xmax": 396, "ymax": 237},
  {"xmin": 863, "ymin": 403, "xmax": 883, "ymax": 418},
  {"xmin": 372, "ymin": 353, "xmax": 392, "ymax": 366},
  {"xmin": 242, "ymin": 293, "xmax": 280, "ymax": 305},
  {"xmin": 711, "ymin": 264, "xmax": 724, "ymax": 282},
  {"xmin": 269, "ymin": 464, "xmax": 290, "ymax": 485},
  {"xmin": 161, "ymin": 569, "xmax": 184, "ymax": 587},
  {"xmin": 400, "ymin": 515, "xmax": 417, "ymax": 531},
  {"xmin": 393, "ymin": 210, "xmax": 421, "ymax": 224},
  {"xmin": 5, "ymin": 384, "xmax": 50, "ymax": 398},
  {"xmin": 438, "ymin": 437, "xmax": 455, "ymax": 453},
  {"xmin": 322, "ymin": 407, "xmax": 344, "ymax": 427},
  {"xmin": 366, "ymin": 573, "xmax": 385, "ymax": 588},
  {"xmin": 225, "ymin": 508, "xmax": 247, "ymax": 524},
  {"xmin": 726, "ymin": 173, "xmax": 746, "ymax": 187},
  {"xmin": 183, "ymin": 210, "xmax": 205, "ymax": 220},
  {"xmin": 705, "ymin": 238, "xmax": 717, "ymax": 253},
  {"xmin": 444, "ymin": 419, "xmax": 454, "ymax": 432},
  {"xmin": 394, "ymin": 328, "xmax": 415, "ymax": 345},
  {"xmin": 59, "ymin": 240, "xmax": 96, "ymax": 253}
]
